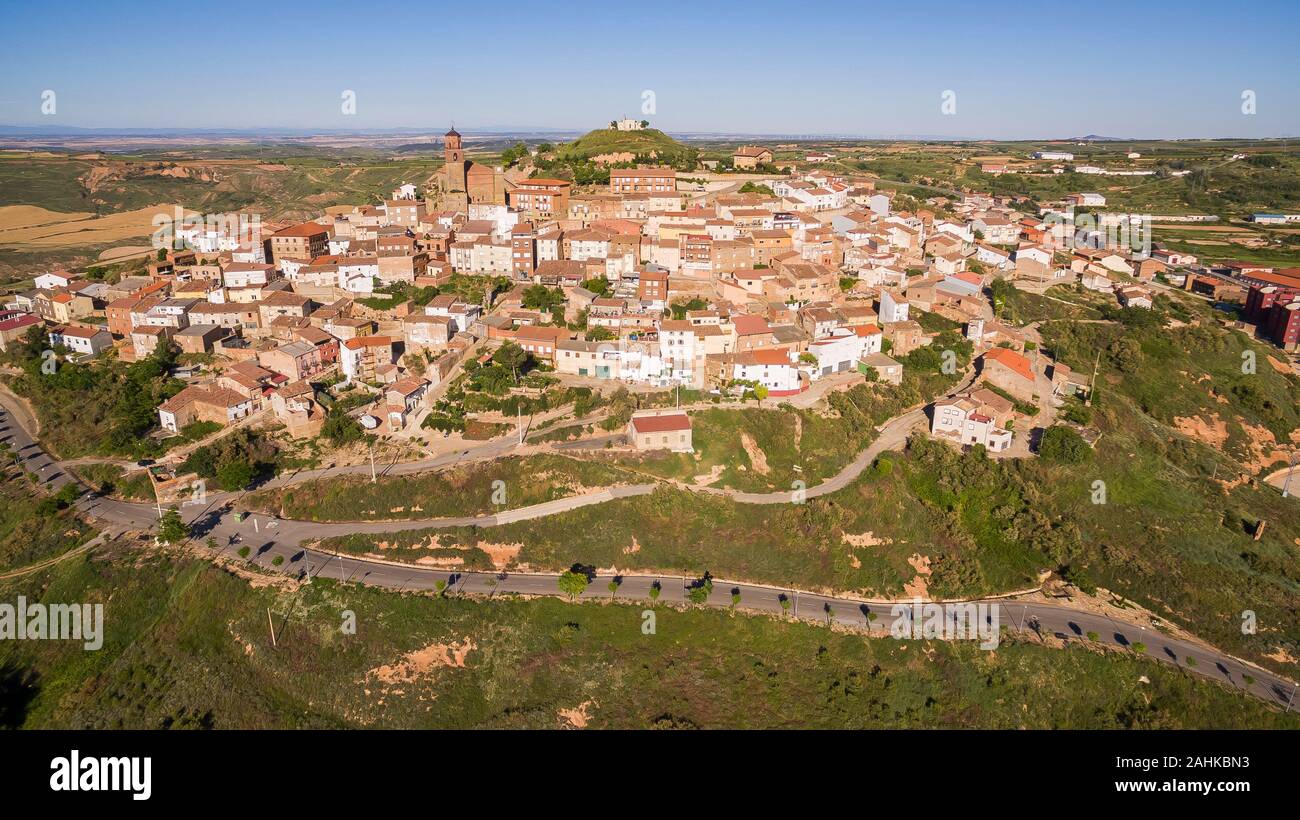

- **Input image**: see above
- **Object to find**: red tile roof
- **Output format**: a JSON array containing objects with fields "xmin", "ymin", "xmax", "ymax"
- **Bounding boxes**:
[
  {"xmin": 630, "ymin": 413, "xmax": 691, "ymax": 434},
  {"xmin": 732, "ymin": 314, "xmax": 771, "ymax": 336},
  {"xmin": 983, "ymin": 347, "xmax": 1034, "ymax": 382}
]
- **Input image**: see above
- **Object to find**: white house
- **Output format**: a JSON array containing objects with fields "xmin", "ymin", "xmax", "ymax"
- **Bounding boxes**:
[
  {"xmin": 806, "ymin": 329, "xmax": 864, "ymax": 378},
  {"xmin": 931, "ymin": 391, "xmax": 1014, "ymax": 452},
  {"xmin": 1117, "ymin": 285, "xmax": 1153, "ymax": 309},
  {"xmin": 1069, "ymin": 193, "xmax": 1107, "ymax": 207},
  {"xmin": 222, "ymin": 262, "xmax": 274, "ymax": 288},
  {"xmin": 933, "ymin": 252, "xmax": 966, "ymax": 276},
  {"xmin": 935, "ymin": 221, "xmax": 973, "ymax": 243},
  {"xmin": 970, "ymin": 216, "xmax": 1019, "ymax": 245},
  {"xmin": 425, "ymin": 296, "xmax": 481, "ymax": 333},
  {"xmin": 730, "ymin": 349, "xmax": 802, "ymax": 396},
  {"xmin": 879, "ymin": 290, "xmax": 909, "ymax": 323},
  {"xmin": 975, "ymin": 244, "xmax": 1014, "ymax": 271},
  {"xmin": 34, "ymin": 270, "xmax": 78, "ymax": 290},
  {"xmin": 658, "ymin": 320, "xmax": 699, "ymax": 385},
  {"xmin": 49, "ymin": 325, "xmax": 112, "ymax": 356}
]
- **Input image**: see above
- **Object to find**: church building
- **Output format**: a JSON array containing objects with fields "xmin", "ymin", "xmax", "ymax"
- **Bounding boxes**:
[{"xmin": 438, "ymin": 126, "xmax": 506, "ymax": 208}]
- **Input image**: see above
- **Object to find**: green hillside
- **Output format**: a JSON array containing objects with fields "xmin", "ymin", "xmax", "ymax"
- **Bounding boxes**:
[{"xmin": 555, "ymin": 128, "xmax": 698, "ymax": 168}]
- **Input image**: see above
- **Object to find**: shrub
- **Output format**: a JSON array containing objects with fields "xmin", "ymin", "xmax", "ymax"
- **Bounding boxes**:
[{"xmin": 1039, "ymin": 425, "xmax": 1091, "ymax": 464}]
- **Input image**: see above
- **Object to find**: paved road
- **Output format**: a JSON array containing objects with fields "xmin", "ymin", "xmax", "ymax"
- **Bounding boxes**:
[
  {"xmin": 186, "ymin": 511, "xmax": 1300, "ymax": 712},
  {"xmin": 4, "ymin": 382, "xmax": 1298, "ymax": 711}
]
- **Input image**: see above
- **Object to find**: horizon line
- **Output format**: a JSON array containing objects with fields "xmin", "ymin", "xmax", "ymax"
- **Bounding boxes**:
[{"xmin": 0, "ymin": 123, "xmax": 1297, "ymax": 143}]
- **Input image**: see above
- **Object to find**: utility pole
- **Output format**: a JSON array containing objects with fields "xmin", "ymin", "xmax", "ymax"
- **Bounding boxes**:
[
  {"xmin": 266, "ymin": 608, "xmax": 277, "ymax": 648},
  {"xmin": 1085, "ymin": 349, "xmax": 1100, "ymax": 407},
  {"xmin": 1283, "ymin": 453, "xmax": 1298, "ymax": 499},
  {"xmin": 369, "ymin": 440, "xmax": 377, "ymax": 484},
  {"xmin": 517, "ymin": 405, "xmax": 523, "ymax": 445}
]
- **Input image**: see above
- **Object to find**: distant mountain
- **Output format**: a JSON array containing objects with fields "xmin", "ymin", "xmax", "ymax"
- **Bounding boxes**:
[{"xmin": 1069, "ymin": 134, "xmax": 1132, "ymax": 142}]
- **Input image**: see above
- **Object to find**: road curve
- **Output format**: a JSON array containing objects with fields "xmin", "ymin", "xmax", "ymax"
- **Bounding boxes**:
[
  {"xmin": 222, "ymin": 527, "xmax": 1300, "ymax": 712},
  {"xmin": 3, "ymin": 382, "xmax": 1298, "ymax": 712}
]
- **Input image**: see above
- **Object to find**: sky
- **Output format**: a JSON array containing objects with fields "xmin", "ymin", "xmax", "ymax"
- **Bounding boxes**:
[{"xmin": 1, "ymin": 0, "xmax": 1298, "ymax": 139}]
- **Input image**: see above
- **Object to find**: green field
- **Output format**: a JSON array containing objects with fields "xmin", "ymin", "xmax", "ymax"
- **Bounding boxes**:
[
  {"xmin": 0, "ymin": 470, "xmax": 93, "ymax": 571},
  {"xmin": 69, "ymin": 463, "xmax": 156, "ymax": 501},
  {"xmin": 1, "ymin": 547, "xmax": 1294, "ymax": 729},
  {"xmin": 245, "ymin": 454, "xmax": 637, "ymax": 522},
  {"xmin": 0, "ymin": 149, "xmax": 442, "ymax": 217}
]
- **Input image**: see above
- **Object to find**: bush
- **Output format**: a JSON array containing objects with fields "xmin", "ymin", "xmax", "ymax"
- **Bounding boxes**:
[{"xmin": 1038, "ymin": 425, "xmax": 1091, "ymax": 464}]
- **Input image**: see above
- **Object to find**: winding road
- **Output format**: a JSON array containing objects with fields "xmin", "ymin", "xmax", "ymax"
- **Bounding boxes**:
[{"xmin": 2, "ymin": 380, "xmax": 1298, "ymax": 713}]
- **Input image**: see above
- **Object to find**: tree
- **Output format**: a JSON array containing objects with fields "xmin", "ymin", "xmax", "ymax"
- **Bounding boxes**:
[
  {"xmin": 579, "ymin": 277, "xmax": 611, "ymax": 297},
  {"xmin": 500, "ymin": 142, "xmax": 529, "ymax": 167},
  {"xmin": 215, "ymin": 459, "xmax": 256, "ymax": 492},
  {"xmin": 558, "ymin": 570, "xmax": 589, "ymax": 600},
  {"xmin": 522, "ymin": 284, "xmax": 564, "ymax": 312},
  {"xmin": 988, "ymin": 277, "xmax": 1015, "ymax": 318},
  {"xmin": 685, "ymin": 573, "xmax": 713, "ymax": 605},
  {"xmin": 157, "ymin": 507, "xmax": 189, "ymax": 544},
  {"xmin": 1108, "ymin": 337, "xmax": 1143, "ymax": 373},
  {"xmin": 1039, "ymin": 425, "xmax": 1091, "ymax": 464},
  {"xmin": 669, "ymin": 297, "xmax": 708, "ymax": 320},
  {"xmin": 492, "ymin": 341, "xmax": 530, "ymax": 384},
  {"xmin": 322, "ymin": 405, "xmax": 364, "ymax": 447}
]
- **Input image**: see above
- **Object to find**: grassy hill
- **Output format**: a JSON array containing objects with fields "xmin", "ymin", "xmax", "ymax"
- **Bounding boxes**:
[
  {"xmin": 3, "ymin": 547, "xmax": 1295, "ymax": 729},
  {"xmin": 552, "ymin": 127, "xmax": 699, "ymax": 170}
]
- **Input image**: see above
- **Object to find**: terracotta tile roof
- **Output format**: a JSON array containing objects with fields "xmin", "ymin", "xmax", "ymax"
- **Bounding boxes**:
[
  {"xmin": 983, "ymin": 347, "xmax": 1034, "ymax": 382},
  {"xmin": 343, "ymin": 335, "xmax": 393, "ymax": 350},
  {"xmin": 274, "ymin": 222, "xmax": 328, "ymax": 238},
  {"xmin": 736, "ymin": 348, "xmax": 792, "ymax": 366},
  {"xmin": 630, "ymin": 412, "xmax": 691, "ymax": 433},
  {"xmin": 732, "ymin": 314, "xmax": 771, "ymax": 336}
]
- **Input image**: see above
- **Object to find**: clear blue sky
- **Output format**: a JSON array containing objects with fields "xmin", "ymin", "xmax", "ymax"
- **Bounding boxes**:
[{"xmin": 1, "ymin": 0, "xmax": 1297, "ymax": 138}]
